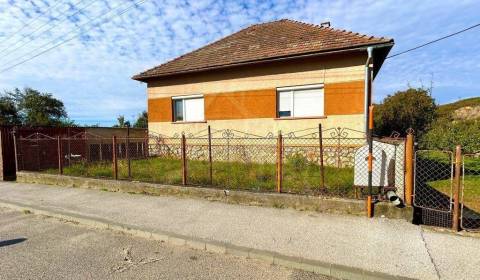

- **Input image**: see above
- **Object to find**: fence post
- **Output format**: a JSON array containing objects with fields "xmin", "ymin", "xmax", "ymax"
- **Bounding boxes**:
[
  {"xmin": 181, "ymin": 133, "xmax": 187, "ymax": 185},
  {"xmin": 57, "ymin": 136, "xmax": 63, "ymax": 175},
  {"xmin": 99, "ymin": 138, "xmax": 103, "ymax": 161},
  {"xmin": 318, "ymin": 124, "xmax": 325, "ymax": 190},
  {"xmin": 276, "ymin": 131, "xmax": 283, "ymax": 193},
  {"xmin": 405, "ymin": 131, "xmax": 414, "ymax": 206},
  {"xmin": 366, "ymin": 105, "xmax": 374, "ymax": 218},
  {"xmin": 67, "ymin": 127, "xmax": 71, "ymax": 166},
  {"xmin": 12, "ymin": 128, "xmax": 19, "ymax": 172},
  {"xmin": 126, "ymin": 126, "xmax": 131, "ymax": 179},
  {"xmin": 452, "ymin": 145, "xmax": 462, "ymax": 231},
  {"xmin": 112, "ymin": 136, "xmax": 118, "ymax": 180},
  {"xmin": 208, "ymin": 126, "xmax": 213, "ymax": 185}
]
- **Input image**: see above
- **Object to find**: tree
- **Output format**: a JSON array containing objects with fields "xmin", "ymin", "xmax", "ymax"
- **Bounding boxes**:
[
  {"xmin": 113, "ymin": 115, "xmax": 131, "ymax": 128},
  {"xmin": 374, "ymin": 87, "xmax": 437, "ymax": 137},
  {"xmin": 133, "ymin": 111, "xmax": 148, "ymax": 128},
  {"xmin": 1, "ymin": 87, "xmax": 70, "ymax": 126},
  {"xmin": 0, "ymin": 95, "xmax": 20, "ymax": 125}
]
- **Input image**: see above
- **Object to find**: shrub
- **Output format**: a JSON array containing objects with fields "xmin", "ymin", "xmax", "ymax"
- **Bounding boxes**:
[
  {"xmin": 420, "ymin": 119, "xmax": 480, "ymax": 153},
  {"xmin": 374, "ymin": 87, "xmax": 437, "ymax": 137}
]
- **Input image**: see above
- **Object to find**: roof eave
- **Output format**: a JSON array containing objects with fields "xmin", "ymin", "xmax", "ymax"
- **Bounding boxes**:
[{"xmin": 131, "ymin": 40, "xmax": 394, "ymax": 83}]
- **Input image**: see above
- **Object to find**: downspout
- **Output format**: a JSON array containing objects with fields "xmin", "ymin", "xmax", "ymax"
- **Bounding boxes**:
[{"xmin": 364, "ymin": 47, "xmax": 373, "ymax": 136}]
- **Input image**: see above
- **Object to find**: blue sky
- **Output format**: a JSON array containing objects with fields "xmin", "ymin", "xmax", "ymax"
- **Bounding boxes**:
[{"xmin": 0, "ymin": 0, "xmax": 479, "ymax": 126}]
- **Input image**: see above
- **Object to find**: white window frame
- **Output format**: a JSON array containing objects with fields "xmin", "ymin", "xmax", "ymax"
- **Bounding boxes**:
[
  {"xmin": 277, "ymin": 84, "xmax": 325, "ymax": 118},
  {"xmin": 172, "ymin": 94, "xmax": 204, "ymax": 122}
]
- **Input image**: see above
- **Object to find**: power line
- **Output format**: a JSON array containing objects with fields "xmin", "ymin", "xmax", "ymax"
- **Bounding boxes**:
[
  {"xmin": 0, "ymin": 0, "xmax": 148, "ymax": 74},
  {"xmin": 0, "ymin": 0, "xmax": 132, "ymax": 68},
  {"xmin": 0, "ymin": 1, "xmax": 66, "ymax": 46},
  {"xmin": 0, "ymin": 2, "xmax": 139, "ymax": 67},
  {"xmin": 0, "ymin": 0, "xmax": 94, "ymax": 58},
  {"xmin": 387, "ymin": 22, "xmax": 480, "ymax": 59}
]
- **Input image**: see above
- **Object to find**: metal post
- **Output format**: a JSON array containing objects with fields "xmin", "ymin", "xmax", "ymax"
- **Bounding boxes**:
[
  {"xmin": 405, "ymin": 132, "xmax": 414, "ymax": 206},
  {"xmin": 126, "ymin": 126, "xmax": 131, "ymax": 179},
  {"xmin": 336, "ymin": 136, "xmax": 341, "ymax": 168},
  {"xmin": 57, "ymin": 136, "xmax": 63, "ymax": 175},
  {"xmin": 99, "ymin": 138, "xmax": 103, "ymax": 161},
  {"xmin": 319, "ymin": 124, "xmax": 325, "ymax": 190},
  {"xmin": 12, "ymin": 128, "xmax": 19, "ymax": 172},
  {"xmin": 452, "ymin": 145, "xmax": 462, "ymax": 231},
  {"xmin": 67, "ymin": 127, "xmax": 71, "ymax": 166},
  {"xmin": 276, "ymin": 131, "xmax": 283, "ymax": 193},
  {"xmin": 208, "ymin": 126, "xmax": 213, "ymax": 185},
  {"xmin": 181, "ymin": 133, "xmax": 187, "ymax": 185},
  {"xmin": 112, "ymin": 136, "xmax": 118, "ymax": 180},
  {"xmin": 367, "ymin": 105, "xmax": 374, "ymax": 218}
]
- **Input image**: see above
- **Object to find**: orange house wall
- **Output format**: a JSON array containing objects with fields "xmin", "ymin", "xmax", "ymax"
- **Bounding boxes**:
[
  {"xmin": 324, "ymin": 80, "xmax": 364, "ymax": 115},
  {"xmin": 147, "ymin": 81, "xmax": 364, "ymax": 122},
  {"xmin": 148, "ymin": 98, "xmax": 172, "ymax": 122},
  {"xmin": 204, "ymin": 89, "xmax": 276, "ymax": 120}
]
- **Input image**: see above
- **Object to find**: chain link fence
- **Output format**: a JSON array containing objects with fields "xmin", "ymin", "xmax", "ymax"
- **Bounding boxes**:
[
  {"xmin": 414, "ymin": 150, "xmax": 454, "ymax": 212},
  {"xmin": 15, "ymin": 127, "xmax": 407, "ymax": 200},
  {"xmin": 461, "ymin": 152, "xmax": 480, "ymax": 231}
]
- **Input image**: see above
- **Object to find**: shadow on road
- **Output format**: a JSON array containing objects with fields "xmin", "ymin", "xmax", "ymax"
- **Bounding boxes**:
[{"xmin": 0, "ymin": 238, "xmax": 27, "ymax": 247}]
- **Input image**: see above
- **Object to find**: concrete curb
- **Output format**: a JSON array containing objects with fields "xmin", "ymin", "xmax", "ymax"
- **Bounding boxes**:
[
  {"xmin": 15, "ymin": 172, "xmax": 413, "ymax": 221},
  {"xmin": 0, "ymin": 199, "xmax": 416, "ymax": 280}
]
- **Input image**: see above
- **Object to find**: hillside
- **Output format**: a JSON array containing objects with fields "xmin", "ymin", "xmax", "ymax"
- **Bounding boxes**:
[{"xmin": 437, "ymin": 97, "xmax": 480, "ymax": 120}]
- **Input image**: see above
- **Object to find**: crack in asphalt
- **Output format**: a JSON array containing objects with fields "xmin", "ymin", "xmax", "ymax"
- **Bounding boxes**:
[
  {"xmin": 419, "ymin": 227, "xmax": 441, "ymax": 280},
  {"xmin": 111, "ymin": 247, "xmax": 162, "ymax": 273}
]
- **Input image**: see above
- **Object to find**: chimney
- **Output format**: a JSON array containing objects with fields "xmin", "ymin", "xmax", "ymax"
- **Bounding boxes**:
[{"xmin": 320, "ymin": 21, "xmax": 331, "ymax": 28}]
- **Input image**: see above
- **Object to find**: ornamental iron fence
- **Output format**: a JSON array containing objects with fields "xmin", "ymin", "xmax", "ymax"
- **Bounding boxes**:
[{"xmin": 14, "ymin": 126, "xmax": 406, "ymax": 200}]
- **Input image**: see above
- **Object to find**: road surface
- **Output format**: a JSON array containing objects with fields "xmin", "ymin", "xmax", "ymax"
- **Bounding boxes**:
[{"xmin": 0, "ymin": 207, "xmax": 331, "ymax": 280}]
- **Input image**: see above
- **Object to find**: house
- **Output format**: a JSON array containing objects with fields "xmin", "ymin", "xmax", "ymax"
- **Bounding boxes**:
[{"xmin": 132, "ymin": 19, "xmax": 393, "ymax": 137}]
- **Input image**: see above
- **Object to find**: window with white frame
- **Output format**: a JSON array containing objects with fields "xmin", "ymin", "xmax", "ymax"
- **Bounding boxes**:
[
  {"xmin": 172, "ymin": 95, "xmax": 204, "ymax": 122},
  {"xmin": 277, "ymin": 84, "xmax": 324, "ymax": 118}
]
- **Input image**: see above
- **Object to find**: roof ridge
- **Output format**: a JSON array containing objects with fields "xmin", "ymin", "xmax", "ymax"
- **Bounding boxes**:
[{"xmin": 132, "ymin": 19, "xmax": 394, "ymax": 81}]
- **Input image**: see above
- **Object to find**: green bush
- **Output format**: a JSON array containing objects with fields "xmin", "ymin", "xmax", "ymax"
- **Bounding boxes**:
[
  {"xmin": 374, "ymin": 87, "xmax": 437, "ymax": 137},
  {"xmin": 420, "ymin": 119, "xmax": 480, "ymax": 153}
]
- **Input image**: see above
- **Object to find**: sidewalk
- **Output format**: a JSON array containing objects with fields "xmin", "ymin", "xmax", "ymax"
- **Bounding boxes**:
[{"xmin": 0, "ymin": 181, "xmax": 478, "ymax": 280}]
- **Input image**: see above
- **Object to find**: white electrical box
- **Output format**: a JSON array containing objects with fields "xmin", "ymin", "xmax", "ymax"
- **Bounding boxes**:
[{"xmin": 354, "ymin": 141, "xmax": 396, "ymax": 187}]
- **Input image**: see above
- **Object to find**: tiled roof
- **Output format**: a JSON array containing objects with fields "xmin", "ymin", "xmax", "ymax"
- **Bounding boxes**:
[{"xmin": 133, "ymin": 19, "xmax": 393, "ymax": 81}]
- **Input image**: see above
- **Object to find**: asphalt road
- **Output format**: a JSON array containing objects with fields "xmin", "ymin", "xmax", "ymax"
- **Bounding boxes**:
[{"xmin": 0, "ymin": 207, "xmax": 332, "ymax": 280}]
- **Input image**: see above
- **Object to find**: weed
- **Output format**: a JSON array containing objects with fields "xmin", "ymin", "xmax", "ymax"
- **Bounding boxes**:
[{"xmin": 45, "ymin": 156, "xmax": 355, "ymax": 197}]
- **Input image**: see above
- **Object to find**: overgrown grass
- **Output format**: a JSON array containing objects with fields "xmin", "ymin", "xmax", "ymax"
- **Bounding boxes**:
[{"xmin": 46, "ymin": 155, "xmax": 355, "ymax": 197}]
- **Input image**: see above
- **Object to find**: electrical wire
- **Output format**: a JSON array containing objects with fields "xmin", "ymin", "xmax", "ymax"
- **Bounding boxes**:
[
  {"xmin": 0, "ymin": 0, "xmax": 65, "ymax": 46},
  {"xmin": 0, "ymin": 0, "xmax": 148, "ymax": 73},
  {"xmin": 0, "ymin": 0, "xmax": 95, "ymax": 58},
  {"xmin": 387, "ymin": 23, "xmax": 480, "ymax": 59}
]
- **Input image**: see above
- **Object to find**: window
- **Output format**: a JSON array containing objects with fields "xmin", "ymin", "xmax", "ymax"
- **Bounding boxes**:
[
  {"xmin": 172, "ymin": 95, "xmax": 204, "ymax": 122},
  {"xmin": 277, "ymin": 85, "xmax": 324, "ymax": 118}
]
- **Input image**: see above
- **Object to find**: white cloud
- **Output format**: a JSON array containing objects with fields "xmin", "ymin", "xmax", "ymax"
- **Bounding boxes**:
[{"xmin": 0, "ymin": 0, "xmax": 479, "ymax": 125}]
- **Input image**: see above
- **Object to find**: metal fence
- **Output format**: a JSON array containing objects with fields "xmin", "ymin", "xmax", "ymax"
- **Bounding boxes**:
[
  {"xmin": 414, "ymin": 148, "xmax": 480, "ymax": 231},
  {"xmin": 461, "ymin": 152, "xmax": 480, "ymax": 231},
  {"xmin": 413, "ymin": 150, "xmax": 454, "ymax": 228},
  {"xmin": 15, "ymin": 126, "xmax": 406, "ymax": 200}
]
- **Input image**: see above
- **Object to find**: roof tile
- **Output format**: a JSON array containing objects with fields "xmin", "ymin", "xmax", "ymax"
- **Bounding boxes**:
[{"xmin": 133, "ymin": 19, "xmax": 392, "ymax": 81}]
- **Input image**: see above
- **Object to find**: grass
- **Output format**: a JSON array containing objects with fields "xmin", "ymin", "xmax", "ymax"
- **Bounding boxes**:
[
  {"xmin": 45, "ymin": 155, "xmax": 355, "ymax": 197},
  {"xmin": 425, "ymin": 153, "xmax": 480, "ymax": 212},
  {"xmin": 429, "ymin": 176, "xmax": 480, "ymax": 211}
]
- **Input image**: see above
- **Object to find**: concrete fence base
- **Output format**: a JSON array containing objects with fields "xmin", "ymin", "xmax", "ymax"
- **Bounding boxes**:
[{"xmin": 16, "ymin": 171, "xmax": 413, "ymax": 221}]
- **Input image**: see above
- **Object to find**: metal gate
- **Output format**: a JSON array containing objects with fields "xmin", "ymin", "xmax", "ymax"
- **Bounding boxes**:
[
  {"xmin": 461, "ymin": 152, "xmax": 480, "ymax": 231},
  {"xmin": 414, "ymin": 150, "xmax": 454, "ymax": 228}
]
